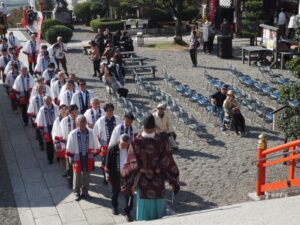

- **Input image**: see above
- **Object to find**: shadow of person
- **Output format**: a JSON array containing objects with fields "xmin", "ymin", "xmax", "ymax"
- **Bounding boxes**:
[{"xmin": 174, "ymin": 148, "xmax": 219, "ymax": 160}]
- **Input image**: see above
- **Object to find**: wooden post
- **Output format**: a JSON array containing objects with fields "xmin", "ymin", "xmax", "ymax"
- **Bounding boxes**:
[
  {"xmin": 288, "ymin": 146, "xmax": 296, "ymax": 180},
  {"xmin": 256, "ymin": 133, "xmax": 267, "ymax": 196}
]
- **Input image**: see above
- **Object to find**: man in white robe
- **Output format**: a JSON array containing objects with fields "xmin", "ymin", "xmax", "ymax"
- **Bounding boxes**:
[
  {"xmin": 4, "ymin": 64, "xmax": 18, "ymax": 112},
  {"xmin": 60, "ymin": 73, "xmax": 79, "ymax": 93},
  {"xmin": 58, "ymin": 80, "xmax": 76, "ymax": 106},
  {"xmin": 109, "ymin": 112, "xmax": 138, "ymax": 147},
  {"xmin": 34, "ymin": 50, "xmax": 57, "ymax": 75},
  {"xmin": 23, "ymin": 34, "xmax": 40, "ymax": 74},
  {"xmin": 36, "ymin": 96, "xmax": 59, "ymax": 164},
  {"xmin": 71, "ymin": 79, "xmax": 95, "ymax": 115},
  {"xmin": 0, "ymin": 48, "xmax": 11, "ymax": 82},
  {"xmin": 84, "ymin": 98, "xmax": 105, "ymax": 129},
  {"xmin": 93, "ymin": 103, "xmax": 121, "ymax": 184},
  {"xmin": 7, "ymin": 31, "xmax": 23, "ymax": 53},
  {"xmin": 42, "ymin": 62, "xmax": 56, "ymax": 86},
  {"xmin": 66, "ymin": 115, "xmax": 100, "ymax": 201},
  {"xmin": 13, "ymin": 66, "xmax": 35, "ymax": 126},
  {"xmin": 4, "ymin": 52, "xmax": 24, "ymax": 75},
  {"xmin": 48, "ymin": 36, "xmax": 68, "ymax": 74},
  {"xmin": 51, "ymin": 71, "xmax": 66, "ymax": 104},
  {"xmin": 30, "ymin": 76, "xmax": 53, "ymax": 101}
]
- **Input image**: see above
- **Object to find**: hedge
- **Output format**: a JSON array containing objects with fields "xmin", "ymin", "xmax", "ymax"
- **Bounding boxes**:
[
  {"xmin": 45, "ymin": 25, "xmax": 73, "ymax": 44},
  {"xmin": 41, "ymin": 18, "xmax": 62, "ymax": 37},
  {"xmin": 90, "ymin": 19, "xmax": 124, "ymax": 32},
  {"xmin": 142, "ymin": 8, "xmax": 173, "ymax": 22}
]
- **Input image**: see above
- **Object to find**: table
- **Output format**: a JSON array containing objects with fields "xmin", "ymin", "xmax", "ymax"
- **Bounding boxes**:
[
  {"xmin": 279, "ymin": 51, "xmax": 299, "ymax": 70},
  {"xmin": 241, "ymin": 46, "xmax": 271, "ymax": 66}
]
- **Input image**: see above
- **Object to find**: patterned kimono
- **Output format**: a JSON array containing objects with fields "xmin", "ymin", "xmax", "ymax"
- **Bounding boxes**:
[
  {"xmin": 23, "ymin": 40, "xmax": 40, "ymax": 63},
  {"xmin": 70, "ymin": 90, "xmax": 95, "ymax": 115},
  {"xmin": 34, "ymin": 56, "xmax": 57, "ymax": 74},
  {"xmin": 122, "ymin": 132, "xmax": 180, "ymax": 221}
]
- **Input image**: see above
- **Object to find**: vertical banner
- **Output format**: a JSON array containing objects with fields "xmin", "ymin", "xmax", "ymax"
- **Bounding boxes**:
[
  {"xmin": 37, "ymin": 11, "xmax": 43, "ymax": 43},
  {"xmin": 209, "ymin": 0, "xmax": 217, "ymax": 24},
  {"xmin": 21, "ymin": 7, "xmax": 27, "ymax": 28}
]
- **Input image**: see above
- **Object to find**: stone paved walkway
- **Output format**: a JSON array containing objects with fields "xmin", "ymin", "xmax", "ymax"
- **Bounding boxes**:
[{"xmin": 0, "ymin": 29, "xmax": 132, "ymax": 225}]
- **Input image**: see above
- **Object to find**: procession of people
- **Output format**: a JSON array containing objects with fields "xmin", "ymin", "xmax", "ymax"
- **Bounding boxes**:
[{"xmin": 1, "ymin": 28, "xmax": 180, "ymax": 222}]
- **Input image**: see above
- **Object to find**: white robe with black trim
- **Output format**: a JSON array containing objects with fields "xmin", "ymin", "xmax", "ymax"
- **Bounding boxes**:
[
  {"xmin": 12, "ymin": 74, "xmax": 35, "ymax": 97},
  {"xmin": 34, "ymin": 56, "xmax": 57, "ymax": 74},
  {"xmin": 108, "ymin": 123, "xmax": 138, "ymax": 147},
  {"xmin": 27, "ymin": 94, "xmax": 44, "ymax": 118},
  {"xmin": 51, "ymin": 80, "xmax": 65, "ymax": 100},
  {"xmin": 23, "ymin": 40, "xmax": 40, "ymax": 56},
  {"xmin": 30, "ymin": 84, "xmax": 53, "ymax": 101},
  {"xmin": 58, "ymin": 90, "xmax": 75, "ymax": 106},
  {"xmin": 0, "ymin": 55, "xmax": 11, "ymax": 70},
  {"xmin": 84, "ymin": 108, "xmax": 105, "ymax": 128},
  {"xmin": 42, "ymin": 69, "xmax": 56, "ymax": 86},
  {"xmin": 4, "ymin": 60, "xmax": 24, "ymax": 74},
  {"xmin": 60, "ymin": 115, "xmax": 77, "ymax": 142},
  {"xmin": 70, "ymin": 90, "xmax": 95, "ymax": 114}
]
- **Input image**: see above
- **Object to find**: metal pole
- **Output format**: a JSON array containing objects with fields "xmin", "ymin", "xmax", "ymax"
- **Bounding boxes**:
[{"xmin": 256, "ymin": 133, "xmax": 267, "ymax": 196}]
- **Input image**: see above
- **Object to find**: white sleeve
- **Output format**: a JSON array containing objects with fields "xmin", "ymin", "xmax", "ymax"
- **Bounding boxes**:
[
  {"xmin": 93, "ymin": 120, "xmax": 101, "ymax": 138},
  {"xmin": 4, "ymin": 61, "xmax": 11, "ymax": 74},
  {"xmin": 92, "ymin": 130, "xmax": 100, "ymax": 153},
  {"xmin": 66, "ymin": 132, "xmax": 75, "ymax": 155},
  {"xmin": 27, "ymin": 98, "xmax": 36, "ymax": 116},
  {"xmin": 84, "ymin": 110, "xmax": 92, "ymax": 125},
  {"xmin": 108, "ymin": 126, "xmax": 119, "ymax": 147},
  {"xmin": 35, "ymin": 108, "xmax": 44, "ymax": 128},
  {"xmin": 34, "ymin": 58, "xmax": 42, "ymax": 73},
  {"xmin": 52, "ymin": 118, "xmax": 62, "ymax": 140}
]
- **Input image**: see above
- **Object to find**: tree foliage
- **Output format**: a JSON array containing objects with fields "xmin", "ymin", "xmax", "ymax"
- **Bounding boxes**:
[{"xmin": 73, "ymin": 2, "xmax": 92, "ymax": 24}]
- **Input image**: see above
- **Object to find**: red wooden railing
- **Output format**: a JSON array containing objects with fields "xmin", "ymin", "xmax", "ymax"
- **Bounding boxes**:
[{"xmin": 256, "ymin": 134, "xmax": 300, "ymax": 196}]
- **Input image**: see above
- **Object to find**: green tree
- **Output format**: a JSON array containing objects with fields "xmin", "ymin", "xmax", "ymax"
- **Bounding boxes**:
[
  {"xmin": 241, "ymin": 0, "xmax": 264, "ymax": 45},
  {"xmin": 44, "ymin": 0, "xmax": 54, "ymax": 11},
  {"xmin": 73, "ymin": 2, "xmax": 92, "ymax": 25},
  {"xmin": 90, "ymin": 2, "xmax": 102, "ymax": 19}
]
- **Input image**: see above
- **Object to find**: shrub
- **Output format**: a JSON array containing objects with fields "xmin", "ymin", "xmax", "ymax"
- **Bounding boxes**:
[
  {"xmin": 90, "ymin": 19, "xmax": 124, "ymax": 32},
  {"xmin": 73, "ymin": 2, "xmax": 92, "ymax": 24},
  {"xmin": 90, "ymin": 2, "xmax": 102, "ymax": 19},
  {"xmin": 182, "ymin": 7, "xmax": 199, "ymax": 21},
  {"xmin": 41, "ymin": 18, "xmax": 62, "ymax": 37},
  {"xmin": 142, "ymin": 8, "xmax": 173, "ymax": 22},
  {"xmin": 45, "ymin": 25, "xmax": 73, "ymax": 44}
]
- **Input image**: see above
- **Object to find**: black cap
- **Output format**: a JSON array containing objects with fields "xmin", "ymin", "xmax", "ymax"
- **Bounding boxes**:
[{"xmin": 143, "ymin": 114, "xmax": 155, "ymax": 129}]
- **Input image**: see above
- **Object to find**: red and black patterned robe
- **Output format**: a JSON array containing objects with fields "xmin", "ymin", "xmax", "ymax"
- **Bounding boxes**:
[{"xmin": 122, "ymin": 132, "xmax": 180, "ymax": 199}]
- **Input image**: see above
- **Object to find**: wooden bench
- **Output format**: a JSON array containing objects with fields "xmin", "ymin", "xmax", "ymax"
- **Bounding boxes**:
[
  {"xmin": 123, "ymin": 57, "xmax": 146, "ymax": 66},
  {"xmin": 124, "ymin": 64, "xmax": 157, "ymax": 78}
]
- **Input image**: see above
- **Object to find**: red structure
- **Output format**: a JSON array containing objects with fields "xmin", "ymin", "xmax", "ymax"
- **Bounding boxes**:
[
  {"xmin": 38, "ymin": 0, "xmax": 45, "ymax": 13},
  {"xmin": 209, "ymin": 0, "xmax": 219, "ymax": 24},
  {"xmin": 256, "ymin": 136, "xmax": 300, "ymax": 196}
]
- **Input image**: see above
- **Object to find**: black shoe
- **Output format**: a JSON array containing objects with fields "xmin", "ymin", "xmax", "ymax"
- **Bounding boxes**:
[
  {"xmin": 48, "ymin": 160, "xmax": 53, "ymax": 165},
  {"xmin": 112, "ymin": 208, "xmax": 119, "ymax": 215},
  {"xmin": 125, "ymin": 213, "xmax": 133, "ymax": 222},
  {"xmin": 81, "ymin": 193, "xmax": 92, "ymax": 200},
  {"xmin": 75, "ymin": 194, "xmax": 81, "ymax": 201},
  {"xmin": 103, "ymin": 180, "xmax": 108, "ymax": 185}
]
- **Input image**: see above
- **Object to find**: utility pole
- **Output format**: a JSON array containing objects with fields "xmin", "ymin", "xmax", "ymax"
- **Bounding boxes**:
[{"xmin": 234, "ymin": 0, "xmax": 241, "ymax": 34}]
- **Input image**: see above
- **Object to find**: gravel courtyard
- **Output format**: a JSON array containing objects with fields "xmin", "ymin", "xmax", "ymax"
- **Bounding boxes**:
[{"xmin": 63, "ymin": 27, "xmax": 297, "ymax": 214}]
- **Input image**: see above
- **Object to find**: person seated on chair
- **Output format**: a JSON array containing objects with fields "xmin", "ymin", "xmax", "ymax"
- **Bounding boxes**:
[
  {"xmin": 102, "ymin": 64, "xmax": 123, "ymax": 94},
  {"xmin": 153, "ymin": 103, "xmax": 178, "ymax": 151},
  {"xmin": 210, "ymin": 84, "xmax": 228, "ymax": 131},
  {"xmin": 223, "ymin": 90, "xmax": 246, "ymax": 137}
]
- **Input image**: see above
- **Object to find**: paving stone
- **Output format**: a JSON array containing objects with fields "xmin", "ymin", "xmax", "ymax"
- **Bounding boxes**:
[
  {"xmin": 21, "ymin": 168, "xmax": 44, "ymax": 184},
  {"xmin": 6, "ymin": 162, "xmax": 21, "ymax": 177},
  {"xmin": 10, "ymin": 134, "xmax": 30, "ymax": 146},
  {"xmin": 30, "ymin": 196, "xmax": 58, "ymax": 218},
  {"xmin": 44, "ymin": 171, "xmax": 68, "ymax": 188},
  {"xmin": 57, "ymin": 202, "xmax": 86, "ymax": 224},
  {"xmin": 78, "ymin": 191, "xmax": 103, "ymax": 210},
  {"xmin": 18, "ymin": 208, "xmax": 35, "ymax": 225},
  {"xmin": 25, "ymin": 181, "xmax": 51, "ymax": 200},
  {"xmin": 49, "ymin": 185, "xmax": 75, "ymax": 205},
  {"xmin": 38, "ymin": 159, "xmax": 61, "ymax": 172},
  {"xmin": 10, "ymin": 176, "xmax": 26, "ymax": 194},
  {"xmin": 17, "ymin": 155, "xmax": 39, "ymax": 170},
  {"xmin": 64, "ymin": 221, "xmax": 89, "ymax": 225},
  {"xmin": 83, "ymin": 207, "xmax": 115, "ymax": 225},
  {"xmin": 35, "ymin": 215, "xmax": 63, "ymax": 225},
  {"xmin": 13, "ymin": 144, "xmax": 34, "ymax": 156},
  {"xmin": 14, "ymin": 192, "xmax": 30, "ymax": 208}
]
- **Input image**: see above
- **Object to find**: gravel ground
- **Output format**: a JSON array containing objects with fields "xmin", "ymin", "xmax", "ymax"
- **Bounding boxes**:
[{"xmin": 63, "ymin": 26, "xmax": 299, "ymax": 215}]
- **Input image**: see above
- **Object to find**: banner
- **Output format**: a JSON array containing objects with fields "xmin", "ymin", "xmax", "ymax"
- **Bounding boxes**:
[
  {"xmin": 21, "ymin": 8, "xmax": 27, "ymax": 28},
  {"xmin": 36, "ymin": 11, "xmax": 43, "ymax": 43},
  {"xmin": 209, "ymin": 0, "xmax": 217, "ymax": 24}
]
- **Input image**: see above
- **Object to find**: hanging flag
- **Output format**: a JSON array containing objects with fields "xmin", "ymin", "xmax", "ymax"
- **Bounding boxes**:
[
  {"xmin": 21, "ymin": 7, "xmax": 27, "ymax": 28},
  {"xmin": 36, "ymin": 11, "xmax": 43, "ymax": 43}
]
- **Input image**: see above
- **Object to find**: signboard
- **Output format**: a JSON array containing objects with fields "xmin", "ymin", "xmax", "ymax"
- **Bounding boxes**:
[{"xmin": 262, "ymin": 28, "xmax": 277, "ymax": 51}]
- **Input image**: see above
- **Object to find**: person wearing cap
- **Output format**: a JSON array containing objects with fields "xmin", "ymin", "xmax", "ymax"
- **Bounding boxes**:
[
  {"xmin": 23, "ymin": 34, "xmax": 40, "ymax": 74},
  {"xmin": 88, "ymin": 41, "xmax": 101, "ymax": 77},
  {"xmin": 122, "ymin": 114, "xmax": 180, "ymax": 221},
  {"xmin": 153, "ymin": 103, "xmax": 178, "ymax": 151},
  {"xmin": 34, "ymin": 50, "xmax": 57, "ymax": 75},
  {"xmin": 109, "ymin": 112, "xmax": 138, "ymax": 147},
  {"xmin": 30, "ymin": 76, "xmax": 53, "ymax": 101},
  {"xmin": 94, "ymin": 103, "xmax": 122, "ymax": 184},
  {"xmin": 42, "ymin": 62, "xmax": 56, "ymax": 86},
  {"xmin": 223, "ymin": 90, "xmax": 246, "ymax": 136},
  {"xmin": 84, "ymin": 98, "xmax": 105, "ymax": 129},
  {"xmin": 4, "ymin": 52, "xmax": 23, "ymax": 75},
  {"xmin": 210, "ymin": 84, "xmax": 228, "ymax": 130},
  {"xmin": 66, "ymin": 115, "xmax": 100, "ymax": 201},
  {"xmin": 71, "ymin": 79, "xmax": 95, "ymax": 115},
  {"xmin": 104, "ymin": 134, "xmax": 134, "ymax": 221},
  {"xmin": 4, "ymin": 64, "xmax": 19, "ymax": 112}
]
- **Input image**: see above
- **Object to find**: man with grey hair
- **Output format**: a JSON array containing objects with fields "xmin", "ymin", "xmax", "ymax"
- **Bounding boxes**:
[
  {"xmin": 66, "ymin": 115, "xmax": 100, "ymax": 201},
  {"xmin": 104, "ymin": 134, "xmax": 134, "ymax": 222},
  {"xmin": 48, "ymin": 36, "xmax": 68, "ymax": 74},
  {"xmin": 35, "ymin": 96, "xmax": 59, "ymax": 164},
  {"xmin": 23, "ymin": 34, "xmax": 40, "ymax": 74},
  {"xmin": 84, "ymin": 98, "xmax": 105, "ymax": 129}
]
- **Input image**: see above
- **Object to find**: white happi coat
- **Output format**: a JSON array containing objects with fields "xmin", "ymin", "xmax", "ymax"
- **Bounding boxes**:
[
  {"xmin": 42, "ymin": 69, "xmax": 56, "ymax": 85},
  {"xmin": 58, "ymin": 89, "xmax": 75, "ymax": 106},
  {"xmin": 60, "ymin": 115, "xmax": 78, "ymax": 142},
  {"xmin": 8, "ymin": 35, "xmax": 22, "ymax": 51},
  {"xmin": 51, "ymin": 79, "xmax": 66, "ymax": 100},
  {"xmin": 0, "ymin": 44, "xmax": 12, "ymax": 52},
  {"xmin": 23, "ymin": 40, "xmax": 40, "ymax": 56},
  {"xmin": 108, "ymin": 123, "xmax": 138, "ymax": 147},
  {"xmin": 27, "ymin": 94, "xmax": 44, "ymax": 118},
  {"xmin": 60, "ymin": 82, "xmax": 79, "ymax": 93},
  {"xmin": 4, "ymin": 59, "xmax": 23, "ymax": 74},
  {"xmin": 48, "ymin": 43, "xmax": 67, "ymax": 59},
  {"xmin": 0, "ymin": 54, "xmax": 11, "ymax": 70},
  {"xmin": 93, "ymin": 115, "xmax": 122, "ymax": 147},
  {"xmin": 4, "ymin": 71, "xmax": 18, "ymax": 91},
  {"xmin": 84, "ymin": 108, "xmax": 105, "ymax": 127},
  {"xmin": 36, "ymin": 103, "xmax": 59, "ymax": 142},
  {"xmin": 70, "ymin": 90, "xmax": 95, "ymax": 114},
  {"xmin": 34, "ymin": 56, "xmax": 57, "ymax": 74},
  {"xmin": 13, "ymin": 74, "xmax": 35, "ymax": 97},
  {"xmin": 30, "ymin": 84, "xmax": 53, "ymax": 101},
  {"xmin": 52, "ymin": 116, "xmax": 65, "ymax": 153}
]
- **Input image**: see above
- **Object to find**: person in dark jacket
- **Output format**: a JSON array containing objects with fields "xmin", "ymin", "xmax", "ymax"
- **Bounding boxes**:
[{"xmin": 104, "ymin": 134, "xmax": 134, "ymax": 222}]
